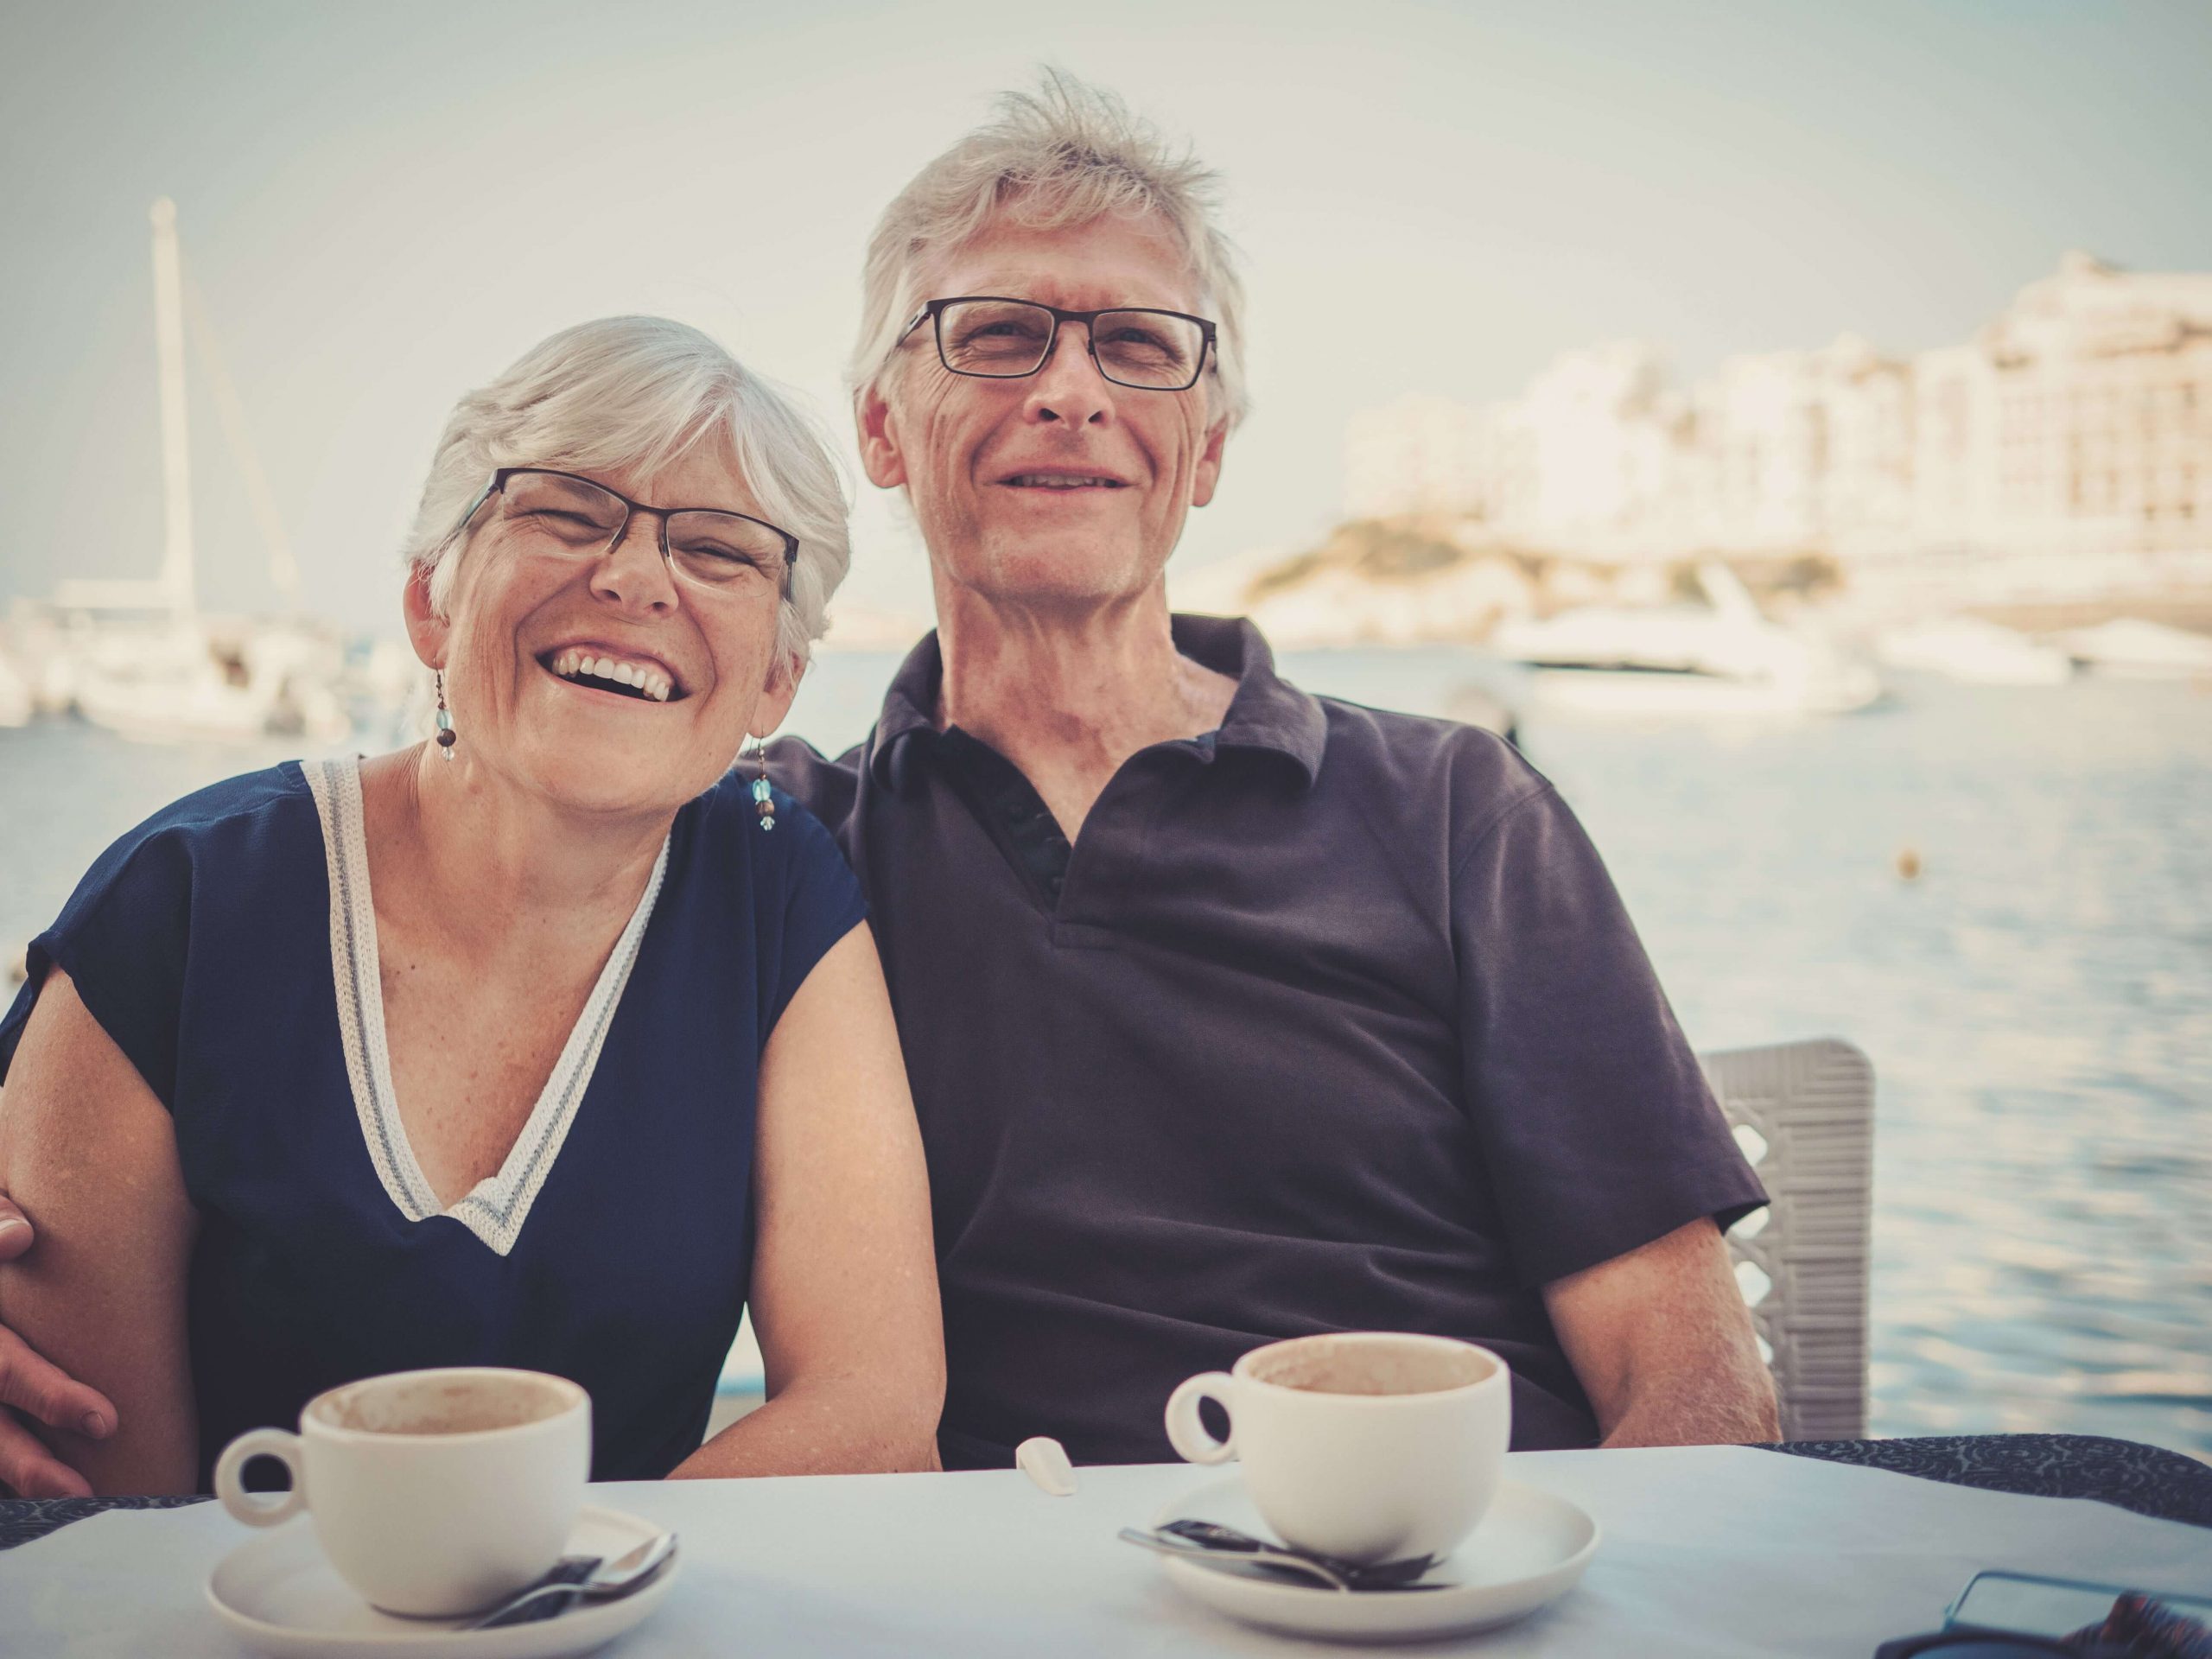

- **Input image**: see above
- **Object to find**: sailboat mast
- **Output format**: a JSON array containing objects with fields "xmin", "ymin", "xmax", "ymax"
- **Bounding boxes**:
[{"xmin": 149, "ymin": 197, "xmax": 195, "ymax": 621}]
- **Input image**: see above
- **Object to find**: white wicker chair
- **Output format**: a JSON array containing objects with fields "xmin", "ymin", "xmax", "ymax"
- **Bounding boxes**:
[{"xmin": 1699, "ymin": 1038, "xmax": 1875, "ymax": 1442}]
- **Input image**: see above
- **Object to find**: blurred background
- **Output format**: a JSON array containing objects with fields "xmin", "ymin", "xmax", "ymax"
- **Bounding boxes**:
[{"xmin": 1, "ymin": 2, "xmax": 2206, "ymax": 1460}]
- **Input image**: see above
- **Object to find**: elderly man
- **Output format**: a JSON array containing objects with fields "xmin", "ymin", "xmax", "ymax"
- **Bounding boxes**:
[{"xmin": 0, "ymin": 74, "xmax": 1774, "ymax": 1493}]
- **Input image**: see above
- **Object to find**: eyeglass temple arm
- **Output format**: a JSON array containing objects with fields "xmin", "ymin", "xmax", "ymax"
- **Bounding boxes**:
[{"xmin": 442, "ymin": 475, "xmax": 502, "ymax": 545}]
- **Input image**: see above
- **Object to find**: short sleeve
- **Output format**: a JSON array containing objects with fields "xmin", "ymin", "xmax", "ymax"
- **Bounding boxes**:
[
  {"xmin": 0, "ymin": 825, "xmax": 195, "ymax": 1113},
  {"xmin": 1452, "ymin": 783, "xmax": 1766, "ymax": 1287},
  {"xmin": 750, "ymin": 789, "xmax": 870, "ymax": 1048}
]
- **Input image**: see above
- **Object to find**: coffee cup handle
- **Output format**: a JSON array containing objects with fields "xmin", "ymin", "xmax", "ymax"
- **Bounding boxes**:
[
  {"xmin": 214, "ymin": 1428, "xmax": 307, "ymax": 1528},
  {"xmin": 1164, "ymin": 1372, "xmax": 1240, "ymax": 1465}
]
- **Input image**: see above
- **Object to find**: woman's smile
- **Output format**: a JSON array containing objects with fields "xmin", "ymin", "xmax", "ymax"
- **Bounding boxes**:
[{"xmin": 537, "ymin": 645, "xmax": 685, "ymax": 703}]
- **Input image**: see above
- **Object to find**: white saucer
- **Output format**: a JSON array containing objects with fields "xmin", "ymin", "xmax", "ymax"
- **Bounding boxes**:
[
  {"xmin": 1149, "ymin": 1475, "xmax": 1599, "ymax": 1643},
  {"xmin": 205, "ymin": 1503, "xmax": 678, "ymax": 1658}
]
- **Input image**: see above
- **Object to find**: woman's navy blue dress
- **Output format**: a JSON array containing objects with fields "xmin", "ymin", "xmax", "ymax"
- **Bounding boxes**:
[{"xmin": 0, "ymin": 757, "xmax": 867, "ymax": 1486}]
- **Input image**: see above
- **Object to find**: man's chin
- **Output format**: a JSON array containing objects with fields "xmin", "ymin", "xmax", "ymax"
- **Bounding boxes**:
[{"xmin": 955, "ymin": 537, "xmax": 1166, "ymax": 609}]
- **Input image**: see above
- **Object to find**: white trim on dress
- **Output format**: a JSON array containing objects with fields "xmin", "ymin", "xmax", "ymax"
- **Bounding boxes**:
[{"xmin": 302, "ymin": 756, "xmax": 668, "ymax": 1255}]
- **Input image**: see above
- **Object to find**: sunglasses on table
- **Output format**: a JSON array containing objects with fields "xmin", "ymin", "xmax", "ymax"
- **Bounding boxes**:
[{"xmin": 1876, "ymin": 1580, "xmax": 2212, "ymax": 1658}]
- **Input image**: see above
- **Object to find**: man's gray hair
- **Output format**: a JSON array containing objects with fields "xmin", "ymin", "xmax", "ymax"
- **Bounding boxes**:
[
  {"xmin": 849, "ymin": 69, "xmax": 1249, "ymax": 428},
  {"xmin": 403, "ymin": 316, "xmax": 851, "ymax": 669}
]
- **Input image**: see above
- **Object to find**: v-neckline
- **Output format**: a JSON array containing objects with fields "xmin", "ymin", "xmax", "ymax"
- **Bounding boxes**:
[{"xmin": 301, "ymin": 756, "xmax": 670, "ymax": 1255}]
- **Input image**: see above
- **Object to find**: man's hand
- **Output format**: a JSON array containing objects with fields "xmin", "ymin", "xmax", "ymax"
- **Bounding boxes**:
[
  {"xmin": 0, "ymin": 1198, "xmax": 121, "ymax": 1497},
  {"xmin": 1542, "ymin": 1216, "xmax": 1779, "ymax": 1447}
]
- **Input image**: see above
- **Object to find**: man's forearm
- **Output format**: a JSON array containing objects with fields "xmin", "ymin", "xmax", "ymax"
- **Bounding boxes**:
[
  {"xmin": 1545, "ymin": 1217, "xmax": 1783, "ymax": 1450},
  {"xmin": 668, "ymin": 1375, "xmax": 943, "ymax": 1479},
  {"xmin": 1597, "ymin": 1360, "xmax": 1779, "ymax": 1448}
]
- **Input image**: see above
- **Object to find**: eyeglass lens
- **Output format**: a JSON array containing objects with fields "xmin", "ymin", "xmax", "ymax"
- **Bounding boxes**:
[
  {"xmin": 493, "ymin": 471, "xmax": 788, "ymax": 594},
  {"xmin": 935, "ymin": 299, "xmax": 1206, "ymax": 390}
]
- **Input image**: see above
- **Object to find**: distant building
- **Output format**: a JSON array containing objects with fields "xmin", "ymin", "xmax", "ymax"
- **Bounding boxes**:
[
  {"xmin": 1344, "ymin": 396, "xmax": 1491, "ymax": 520},
  {"xmin": 1345, "ymin": 254, "xmax": 2212, "ymax": 604}
]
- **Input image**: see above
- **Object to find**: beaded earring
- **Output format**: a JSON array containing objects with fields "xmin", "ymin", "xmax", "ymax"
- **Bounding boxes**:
[
  {"xmin": 434, "ymin": 671, "xmax": 456, "ymax": 761},
  {"xmin": 751, "ymin": 739, "xmax": 775, "ymax": 831}
]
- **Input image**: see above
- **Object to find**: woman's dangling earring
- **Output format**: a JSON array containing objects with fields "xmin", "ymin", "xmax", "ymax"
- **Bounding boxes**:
[
  {"xmin": 435, "ymin": 671, "xmax": 456, "ymax": 762},
  {"xmin": 750, "ymin": 738, "xmax": 775, "ymax": 831}
]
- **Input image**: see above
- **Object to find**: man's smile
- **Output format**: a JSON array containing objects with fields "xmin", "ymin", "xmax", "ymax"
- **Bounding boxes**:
[{"xmin": 994, "ymin": 464, "xmax": 1132, "ymax": 492}]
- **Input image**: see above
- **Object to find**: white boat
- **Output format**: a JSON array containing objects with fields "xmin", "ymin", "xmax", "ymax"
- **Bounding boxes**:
[
  {"xmin": 2051, "ymin": 619, "xmax": 2212, "ymax": 681},
  {"xmin": 33, "ymin": 199, "xmax": 352, "ymax": 747},
  {"xmin": 1873, "ymin": 617, "xmax": 2072, "ymax": 686},
  {"xmin": 1491, "ymin": 563, "xmax": 1881, "ymax": 717},
  {"xmin": 66, "ymin": 615, "xmax": 350, "ymax": 746},
  {"xmin": 0, "ymin": 647, "xmax": 30, "ymax": 728}
]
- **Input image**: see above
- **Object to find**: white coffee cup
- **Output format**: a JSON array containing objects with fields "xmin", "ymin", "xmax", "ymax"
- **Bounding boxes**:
[
  {"xmin": 213, "ymin": 1367, "xmax": 591, "ymax": 1617},
  {"xmin": 1164, "ymin": 1332, "xmax": 1511, "ymax": 1565}
]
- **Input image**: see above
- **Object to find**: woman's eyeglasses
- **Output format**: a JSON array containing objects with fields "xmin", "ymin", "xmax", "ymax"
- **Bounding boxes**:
[{"xmin": 447, "ymin": 468, "xmax": 795, "ymax": 599}]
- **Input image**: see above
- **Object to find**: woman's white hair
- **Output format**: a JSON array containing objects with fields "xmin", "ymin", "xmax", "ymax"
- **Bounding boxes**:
[
  {"xmin": 403, "ymin": 316, "xmax": 851, "ymax": 670},
  {"xmin": 849, "ymin": 68, "xmax": 1249, "ymax": 429}
]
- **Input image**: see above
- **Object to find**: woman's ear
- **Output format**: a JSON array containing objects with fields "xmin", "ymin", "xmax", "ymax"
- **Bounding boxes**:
[
  {"xmin": 749, "ymin": 652, "xmax": 804, "ymax": 741},
  {"xmin": 402, "ymin": 564, "xmax": 449, "ymax": 670}
]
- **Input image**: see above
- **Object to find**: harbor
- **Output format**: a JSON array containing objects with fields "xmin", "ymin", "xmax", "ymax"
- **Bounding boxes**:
[
  {"xmin": 5, "ymin": 652, "xmax": 2208, "ymax": 1463},
  {"xmin": 0, "ymin": 27, "xmax": 2205, "ymax": 1491}
]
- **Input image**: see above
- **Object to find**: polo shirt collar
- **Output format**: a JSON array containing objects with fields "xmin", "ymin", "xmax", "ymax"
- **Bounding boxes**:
[
  {"xmin": 867, "ymin": 614, "xmax": 1327, "ymax": 789},
  {"xmin": 1174, "ymin": 613, "xmax": 1327, "ymax": 785}
]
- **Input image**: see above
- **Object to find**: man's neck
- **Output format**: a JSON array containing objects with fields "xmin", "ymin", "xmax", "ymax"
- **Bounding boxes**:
[{"xmin": 932, "ymin": 577, "xmax": 1238, "ymax": 841}]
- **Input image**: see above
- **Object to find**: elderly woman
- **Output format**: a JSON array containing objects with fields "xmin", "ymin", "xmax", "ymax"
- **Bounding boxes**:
[{"xmin": 0, "ymin": 317, "xmax": 944, "ymax": 1495}]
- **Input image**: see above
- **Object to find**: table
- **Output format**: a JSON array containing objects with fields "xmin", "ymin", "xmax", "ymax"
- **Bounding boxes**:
[
  {"xmin": 12, "ymin": 1433, "xmax": 2205, "ymax": 1550},
  {"xmin": 3, "ymin": 1439, "xmax": 2208, "ymax": 1656}
]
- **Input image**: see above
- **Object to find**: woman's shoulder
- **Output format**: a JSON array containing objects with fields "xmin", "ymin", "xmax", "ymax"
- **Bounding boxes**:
[
  {"xmin": 683, "ymin": 766, "xmax": 850, "ymax": 874},
  {"xmin": 673, "ymin": 771, "xmax": 867, "ymax": 1041},
  {"xmin": 0, "ymin": 763, "xmax": 323, "ymax": 1100},
  {"xmin": 38, "ymin": 761, "xmax": 322, "ymax": 951},
  {"xmin": 131, "ymin": 761, "xmax": 315, "ymax": 835},
  {"xmin": 677, "ymin": 766, "xmax": 866, "ymax": 945},
  {"xmin": 86, "ymin": 763, "xmax": 318, "ymax": 880}
]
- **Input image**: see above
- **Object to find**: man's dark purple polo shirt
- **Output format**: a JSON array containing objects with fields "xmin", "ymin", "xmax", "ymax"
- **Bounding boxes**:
[{"xmin": 770, "ymin": 614, "xmax": 1765, "ymax": 1469}]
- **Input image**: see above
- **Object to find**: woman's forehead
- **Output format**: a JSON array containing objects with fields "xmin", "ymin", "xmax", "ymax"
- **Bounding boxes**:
[{"xmin": 584, "ymin": 442, "xmax": 762, "ymax": 516}]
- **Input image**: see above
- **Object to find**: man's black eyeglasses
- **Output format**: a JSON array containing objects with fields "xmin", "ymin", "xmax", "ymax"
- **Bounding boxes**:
[{"xmin": 899, "ymin": 296, "xmax": 1217, "ymax": 392}]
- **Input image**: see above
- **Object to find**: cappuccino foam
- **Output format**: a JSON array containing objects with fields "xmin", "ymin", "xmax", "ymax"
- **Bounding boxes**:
[
  {"xmin": 1249, "ymin": 1338, "xmax": 1492, "ymax": 1397},
  {"xmin": 315, "ymin": 1375, "xmax": 573, "ymax": 1436}
]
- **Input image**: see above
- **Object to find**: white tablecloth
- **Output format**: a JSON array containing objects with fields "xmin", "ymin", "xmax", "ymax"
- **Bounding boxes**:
[{"xmin": 4, "ymin": 1447, "xmax": 2208, "ymax": 1656}]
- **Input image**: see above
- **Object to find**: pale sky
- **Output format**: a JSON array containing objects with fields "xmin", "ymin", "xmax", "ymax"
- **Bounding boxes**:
[{"xmin": 3, "ymin": 0, "xmax": 2209, "ymax": 635}]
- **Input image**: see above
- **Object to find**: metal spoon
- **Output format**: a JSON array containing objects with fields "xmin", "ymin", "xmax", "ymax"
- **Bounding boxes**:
[
  {"xmin": 1159, "ymin": 1519, "xmax": 1443, "ymax": 1591},
  {"xmin": 1120, "ymin": 1523, "xmax": 1448, "ymax": 1593},
  {"xmin": 465, "ymin": 1529, "xmax": 680, "ymax": 1630},
  {"xmin": 1121, "ymin": 1525, "xmax": 1357, "ymax": 1591}
]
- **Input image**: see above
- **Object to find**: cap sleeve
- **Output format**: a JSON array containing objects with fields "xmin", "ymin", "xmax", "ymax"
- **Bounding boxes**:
[
  {"xmin": 0, "ymin": 823, "xmax": 195, "ymax": 1113},
  {"xmin": 749, "ymin": 789, "xmax": 869, "ymax": 1050},
  {"xmin": 1452, "ymin": 783, "xmax": 1767, "ymax": 1287}
]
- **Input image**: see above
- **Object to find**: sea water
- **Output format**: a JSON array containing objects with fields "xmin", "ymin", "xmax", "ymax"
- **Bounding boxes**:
[{"xmin": 3, "ymin": 652, "xmax": 2206, "ymax": 1461}]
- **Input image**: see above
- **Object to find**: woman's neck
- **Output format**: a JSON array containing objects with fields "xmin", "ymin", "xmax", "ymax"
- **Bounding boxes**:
[{"xmin": 359, "ymin": 744, "xmax": 671, "ymax": 963}]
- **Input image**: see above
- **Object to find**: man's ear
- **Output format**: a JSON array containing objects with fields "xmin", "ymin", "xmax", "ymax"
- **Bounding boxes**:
[
  {"xmin": 1190, "ymin": 416, "xmax": 1230, "ymax": 510},
  {"xmin": 855, "ymin": 381, "xmax": 909, "ymax": 491},
  {"xmin": 402, "ymin": 564, "xmax": 449, "ymax": 670}
]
